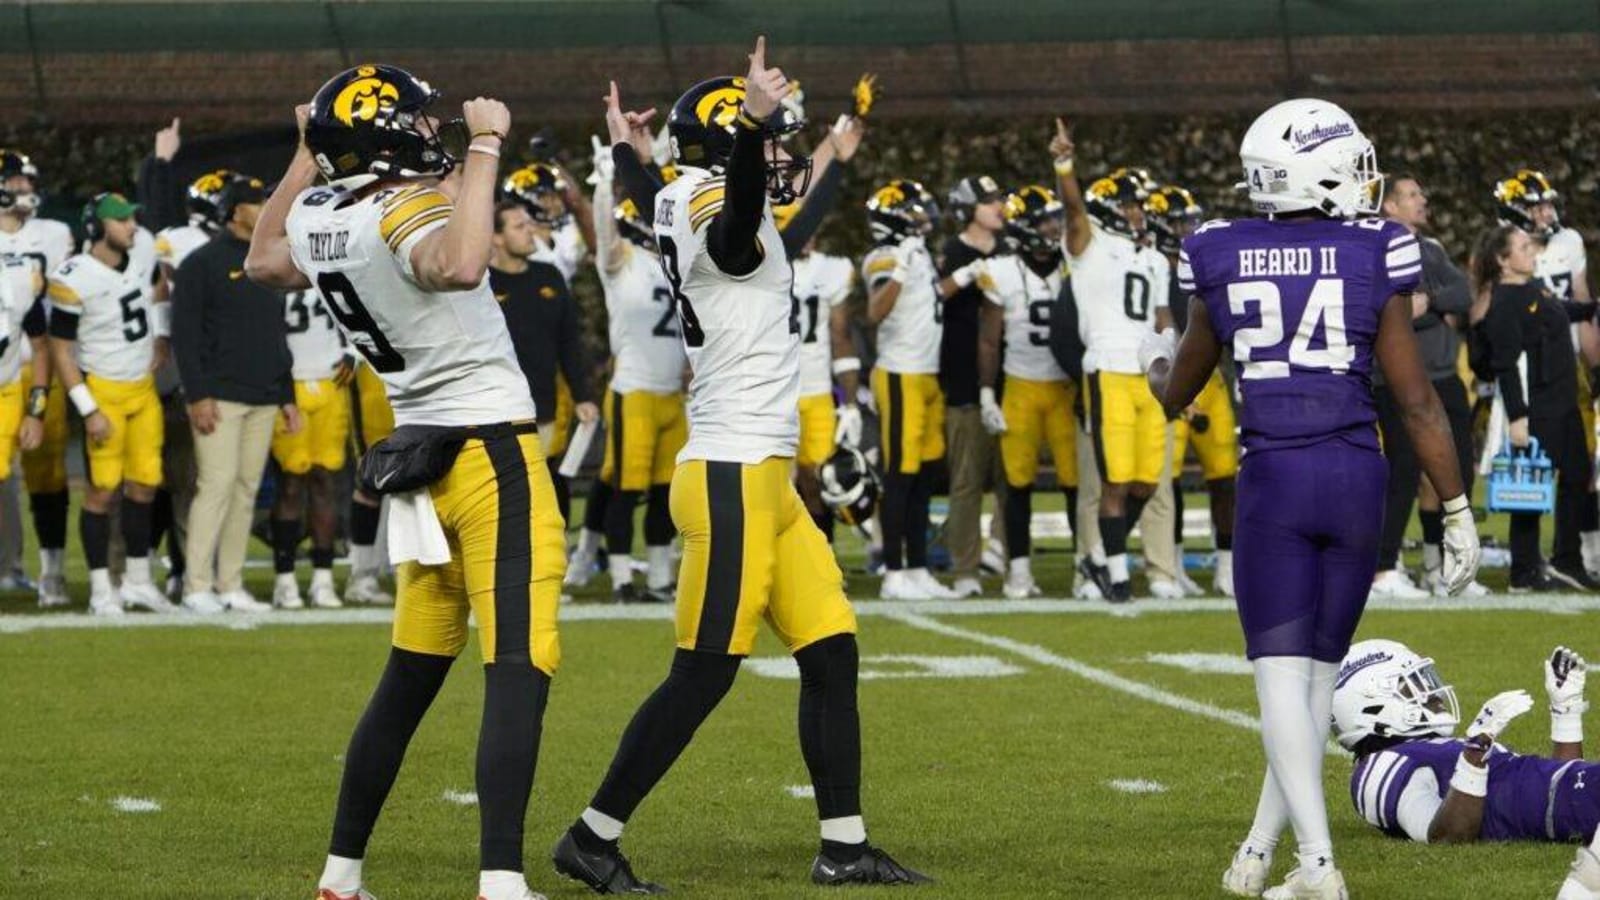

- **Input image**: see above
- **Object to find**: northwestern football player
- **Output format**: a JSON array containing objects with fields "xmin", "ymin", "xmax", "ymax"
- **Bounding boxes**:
[{"xmin": 1142, "ymin": 99, "xmax": 1481, "ymax": 899}]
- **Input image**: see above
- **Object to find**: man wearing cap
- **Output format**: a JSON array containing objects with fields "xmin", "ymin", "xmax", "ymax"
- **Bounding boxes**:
[
  {"xmin": 170, "ymin": 175, "xmax": 300, "ymax": 614},
  {"xmin": 937, "ymin": 174, "xmax": 1008, "ymax": 597},
  {"xmin": 47, "ymin": 192, "xmax": 175, "ymax": 615}
]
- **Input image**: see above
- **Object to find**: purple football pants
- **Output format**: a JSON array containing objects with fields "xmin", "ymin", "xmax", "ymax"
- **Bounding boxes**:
[{"xmin": 1234, "ymin": 439, "xmax": 1388, "ymax": 663}]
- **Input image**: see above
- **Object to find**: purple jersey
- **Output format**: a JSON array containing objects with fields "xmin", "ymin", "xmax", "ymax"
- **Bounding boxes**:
[
  {"xmin": 1352, "ymin": 737, "xmax": 1600, "ymax": 842},
  {"xmin": 1179, "ymin": 218, "xmax": 1421, "ymax": 453}
]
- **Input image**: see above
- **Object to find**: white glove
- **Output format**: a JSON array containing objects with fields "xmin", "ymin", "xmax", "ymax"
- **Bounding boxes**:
[
  {"xmin": 1439, "ymin": 495, "xmax": 1481, "ymax": 596},
  {"xmin": 1137, "ymin": 327, "xmax": 1178, "ymax": 373},
  {"xmin": 890, "ymin": 237, "xmax": 921, "ymax": 282},
  {"xmin": 587, "ymin": 135, "xmax": 614, "ymax": 186},
  {"xmin": 951, "ymin": 258, "xmax": 991, "ymax": 290},
  {"xmin": 979, "ymin": 386, "xmax": 1007, "ymax": 435},
  {"xmin": 834, "ymin": 403, "xmax": 863, "ymax": 450},
  {"xmin": 650, "ymin": 124, "xmax": 673, "ymax": 167},
  {"xmin": 1547, "ymin": 646, "xmax": 1589, "ymax": 743},
  {"xmin": 1466, "ymin": 689, "xmax": 1535, "ymax": 742}
]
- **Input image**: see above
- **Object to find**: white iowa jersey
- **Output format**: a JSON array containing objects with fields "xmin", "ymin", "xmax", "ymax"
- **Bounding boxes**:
[
  {"xmin": 48, "ymin": 251, "xmax": 160, "ymax": 381},
  {"xmin": 1538, "ymin": 227, "xmax": 1587, "ymax": 300},
  {"xmin": 601, "ymin": 242, "xmax": 685, "ymax": 394},
  {"xmin": 531, "ymin": 221, "xmax": 585, "ymax": 284},
  {"xmin": 654, "ymin": 166, "xmax": 799, "ymax": 464},
  {"xmin": 154, "ymin": 223, "xmax": 212, "ymax": 276},
  {"xmin": 285, "ymin": 181, "xmax": 534, "ymax": 427},
  {"xmin": 285, "ymin": 289, "xmax": 346, "ymax": 381},
  {"xmin": 987, "ymin": 253, "xmax": 1067, "ymax": 382},
  {"xmin": 794, "ymin": 251, "xmax": 854, "ymax": 396},
  {"xmin": 863, "ymin": 240, "xmax": 941, "ymax": 374},
  {"xmin": 1071, "ymin": 224, "xmax": 1169, "ymax": 374},
  {"xmin": 3, "ymin": 218, "xmax": 76, "ymax": 366},
  {"xmin": 0, "ymin": 254, "xmax": 44, "ymax": 384}
]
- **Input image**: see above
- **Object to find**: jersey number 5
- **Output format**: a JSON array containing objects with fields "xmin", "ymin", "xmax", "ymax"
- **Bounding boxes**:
[
  {"xmin": 316, "ymin": 272, "xmax": 406, "ymax": 373},
  {"xmin": 117, "ymin": 289, "xmax": 148, "ymax": 342}
]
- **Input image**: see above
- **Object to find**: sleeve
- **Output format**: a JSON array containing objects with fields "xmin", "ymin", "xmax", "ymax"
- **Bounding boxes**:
[
  {"xmin": 825, "ymin": 260, "xmax": 856, "ymax": 308},
  {"xmin": 169, "ymin": 253, "xmax": 213, "ymax": 399},
  {"xmin": 1422, "ymin": 238, "xmax": 1472, "ymax": 316},
  {"xmin": 1484, "ymin": 293, "xmax": 1528, "ymax": 419},
  {"xmin": 1393, "ymin": 768, "xmax": 1443, "ymax": 844},
  {"xmin": 378, "ymin": 186, "xmax": 453, "ymax": 281},
  {"xmin": 687, "ymin": 178, "xmax": 727, "ymax": 234},
  {"xmin": 779, "ymin": 162, "xmax": 845, "ymax": 256},
  {"xmin": 1177, "ymin": 237, "xmax": 1199, "ymax": 294},
  {"xmin": 1149, "ymin": 253, "xmax": 1171, "ymax": 309},
  {"xmin": 557, "ymin": 289, "xmax": 593, "ymax": 404},
  {"xmin": 705, "ymin": 124, "xmax": 767, "ymax": 275},
  {"xmin": 22, "ymin": 295, "xmax": 46, "ymax": 339},
  {"xmin": 555, "ymin": 225, "xmax": 584, "ymax": 282},
  {"xmin": 861, "ymin": 247, "xmax": 897, "ymax": 291},
  {"xmin": 46, "ymin": 267, "xmax": 83, "ymax": 340},
  {"xmin": 1381, "ymin": 224, "xmax": 1423, "ymax": 296},
  {"xmin": 613, "ymin": 145, "xmax": 663, "ymax": 223},
  {"xmin": 592, "ymin": 176, "xmax": 621, "ymax": 271},
  {"xmin": 136, "ymin": 155, "xmax": 184, "ymax": 233}
]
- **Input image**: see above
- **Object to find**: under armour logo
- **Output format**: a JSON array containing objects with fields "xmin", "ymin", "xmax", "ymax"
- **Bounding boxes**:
[{"xmin": 1578, "ymin": 771, "xmax": 1588, "ymax": 791}]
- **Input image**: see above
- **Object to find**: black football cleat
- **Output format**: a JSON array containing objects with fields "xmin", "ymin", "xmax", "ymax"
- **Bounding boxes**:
[
  {"xmin": 1077, "ymin": 556, "xmax": 1114, "ymax": 599},
  {"xmin": 552, "ymin": 829, "xmax": 667, "ymax": 894},
  {"xmin": 1107, "ymin": 580, "xmax": 1133, "ymax": 604},
  {"xmin": 811, "ymin": 846, "xmax": 933, "ymax": 886}
]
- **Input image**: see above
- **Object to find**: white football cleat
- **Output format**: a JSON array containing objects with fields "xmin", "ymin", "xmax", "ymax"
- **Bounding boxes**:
[
  {"xmin": 1262, "ymin": 867, "xmax": 1347, "ymax": 900},
  {"xmin": 1215, "ymin": 550, "xmax": 1235, "ymax": 597},
  {"xmin": 37, "ymin": 574, "xmax": 69, "ymax": 608},
  {"xmin": 1176, "ymin": 568, "xmax": 1207, "ymax": 596},
  {"xmin": 120, "ymin": 580, "xmax": 177, "ymax": 613},
  {"xmin": 907, "ymin": 567, "xmax": 959, "ymax": 599},
  {"xmin": 1148, "ymin": 577, "xmax": 1187, "ymax": 599},
  {"xmin": 1222, "ymin": 849, "xmax": 1270, "ymax": 897},
  {"xmin": 310, "ymin": 580, "xmax": 343, "ymax": 609},
  {"xmin": 476, "ymin": 887, "xmax": 548, "ymax": 900},
  {"xmin": 274, "ymin": 577, "xmax": 306, "ymax": 610},
  {"xmin": 1368, "ymin": 568, "xmax": 1426, "ymax": 600},
  {"xmin": 563, "ymin": 549, "xmax": 595, "ymax": 587},
  {"xmin": 950, "ymin": 576, "xmax": 983, "ymax": 599},
  {"xmin": 90, "ymin": 588, "xmax": 125, "ymax": 616},
  {"xmin": 344, "ymin": 574, "xmax": 393, "ymax": 606},
  {"xmin": 879, "ymin": 569, "xmax": 918, "ymax": 601},
  {"xmin": 1558, "ymin": 847, "xmax": 1600, "ymax": 900},
  {"xmin": 1003, "ymin": 571, "xmax": 1041, "ymax": 600},
  {"xmin": 219, "ymin": 589, "xmax": 272, "ymax": 613},
  {"xmin": 182, "ymin": 591, "xmax": 225, "ymax": 614}
]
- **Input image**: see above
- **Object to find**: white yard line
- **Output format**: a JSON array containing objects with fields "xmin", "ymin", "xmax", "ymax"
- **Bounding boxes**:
[
  {"xmin": 1106, "ymin": 779, "xmax": 1168, "ymax": 795},
  {"xmin": 2, "ymin": 592, "xmax": 1596, "ymax": 634}
]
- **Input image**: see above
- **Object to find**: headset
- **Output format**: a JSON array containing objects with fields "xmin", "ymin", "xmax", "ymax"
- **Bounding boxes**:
[{"xmin": 80, "ymin": 192, "xmax": 113, "ymax": 243}]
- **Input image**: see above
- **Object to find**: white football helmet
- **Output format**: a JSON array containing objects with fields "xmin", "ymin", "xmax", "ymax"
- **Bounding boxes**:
[
  {"xmin": 1237, "ymin": 98, "xmax": 1383, "ymax": 219},
  {"xmin": 1332, "ymin": 639, "xmax": 1460, "ymax": 751}
]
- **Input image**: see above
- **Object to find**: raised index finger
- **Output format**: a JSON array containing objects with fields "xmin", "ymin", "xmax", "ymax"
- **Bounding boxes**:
[
  {"xmin": 1055, "ymin": 117, "xmax": 1070, "ymax": 139},
  {"xmin": 750, "ymin": 34, "xmax": 766, "ymax": 68}
]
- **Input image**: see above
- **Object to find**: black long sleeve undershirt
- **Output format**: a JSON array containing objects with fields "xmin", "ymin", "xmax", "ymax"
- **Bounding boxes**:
[
  {"xmin": 779, "ymin": 162, "xmax": 844, "ymax": 256},
  {"xmin": 706, "ymin": 124, "xmax": 768, "ymax": 277},
  {"xmin": 612, "ymin": 146, "xmax": 664, "ymax": 226}
]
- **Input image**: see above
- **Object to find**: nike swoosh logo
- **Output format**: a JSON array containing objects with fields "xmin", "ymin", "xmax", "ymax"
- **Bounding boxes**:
[
  {"xmin": 819, "ymin": 864, "xmax": 836, "ymax": 876},
  {"xmin": 375, "ymin": 471, "xmax": 396, "ymax": 489},
  {"xmin": 228, "ymin": 269, "xmax": 245, "ymax": 280}
]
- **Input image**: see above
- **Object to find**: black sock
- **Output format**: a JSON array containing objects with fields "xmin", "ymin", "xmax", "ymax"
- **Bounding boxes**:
[
  {"xmin": 906, "ymin": 468, "xmax": 934, "ymax": 569},
  {"xmin": 1584, "ymin": 493, "xmax": 1600, "ymax": 532},
  {"xmin": 477, "ymin": 660, "xmax": 552, "ymax": 872},
  {"xmin": 1217, "ymin": 530, "xmax": 1233, "ymax": 550},
  {"xmin": 32, "ymin": 490, "xmax": 67, "ymax": 551},
  {"xmin": 644, "ymin": 485, "xmax": 674, "ymax": 545},
  {"xmin": 311, "ymin": 545, "xmax": 335, "ymax": 570},
  {"xmin": 584, "ymin": 479, "xmax": 612, "ymax": 534},
  {"xmin": 272, "ymin": 518, "xmax": 302, "ymax": 574},
  {"xmin": 589, "ymin": 649, "xmax": 740, "ymax": 824},
  {"xmin": 151, "ymin": 489, "xmax": 173, "ymax": 558},
  {"xmin": 1064, "ymin": 487, "xmax": 1078, "ymax": 552},
  {"xmin": 81, "ymin": 509, "xmax": 109, "ymax": 570},
  {"xmin": 569, "ymin": 817, "xmax": 615, "ymax": 854},
  {"xmin": 1100, "ymin": 515, "xmax": 1129, "ymax": 559},
  {"xmin": 795, "ymin": 635, "xmax": 862, "ymax": 824},
  {"xmin": 350, "ymin": 499, "xmax": 380, "ymax": 547},
  {"xmin": 606, "ymin": 489, "xmax": 641, "ymax": 556},
  {"xmin": 121, "ymin": 497, "xmax": 153, "ymax": 559},
  {"xmin": 879, "ymin": 472, "xmax": 912, "ymax": 570},
  {"xmin": 1419, "ymin": 509, "xmax": 1444, "ymax": 545},
  {"xmin": 1005, "ymin": 485, "xmax": 1033, "ymax": 559},
  {"xmin": 1171, "ymin": 479, "xmax": 1185, "ymax": 546},
  {"xmin": 329, "ymin": 648, "xmax": 454, "ymax": 859},
  {"xmin": 812, "ymin": 507, "xmax": 836, "ymax": 542}
]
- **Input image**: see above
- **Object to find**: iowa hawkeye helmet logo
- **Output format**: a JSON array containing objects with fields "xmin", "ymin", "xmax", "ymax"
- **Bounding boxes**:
[
  {"xmin": 693, "ymin": 79, "xmax": 746, "ymax": 129},
  {"xmin": 333, "ymin": 66, "xmax": 401, "ymax": 126}
]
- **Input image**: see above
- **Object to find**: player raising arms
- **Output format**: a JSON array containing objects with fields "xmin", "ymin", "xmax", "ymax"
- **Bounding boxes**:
[
  {"xmin": 246, "ymin": 65, "xmax": 564, "ymax": 900},
  {"xmin": 551, "ymin": 37, "xmax": 929, "ymax": 893},
  {"xmin": 1143, "ymin": 99, "xmax": 1480, "ymax": 899}
]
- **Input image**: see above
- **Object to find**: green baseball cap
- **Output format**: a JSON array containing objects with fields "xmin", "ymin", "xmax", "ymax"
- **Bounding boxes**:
[{"xmin": 93, "ymin": 192, "xmax": 141, "ymax": 221}]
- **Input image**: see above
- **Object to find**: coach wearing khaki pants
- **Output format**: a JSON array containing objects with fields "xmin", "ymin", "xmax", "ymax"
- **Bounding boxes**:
[{"xmin": 171, "ymin": 175, "xmax": 300, "ymax": 613}]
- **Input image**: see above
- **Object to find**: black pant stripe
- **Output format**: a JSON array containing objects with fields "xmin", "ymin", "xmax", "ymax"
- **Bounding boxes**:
[
  {"xmin": 886, "ymin": 373, "xmax": 904, "ymax": 474},
  {"xmin": 348, "ymin": 379, "xmax": 371, "ymax": 455},
  {"xmin": 695, "ymin": 461, "xmax": 744, "ymax": 653},
  {"xmin": 608, "ymin": 390, "xmax": 625, "ymax": 489},
  {"xmin": 484, "ymin": 436, "xmax": 534, "ymax": 665},
  {"xmin": 1086, "ymin": 372, "xmax": 1110, "ymax": 483}
]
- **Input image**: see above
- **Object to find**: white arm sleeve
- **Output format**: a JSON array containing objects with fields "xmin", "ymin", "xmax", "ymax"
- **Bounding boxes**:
[{"xmin": 1395, "ymin": 767, "xmax": 1444, "ymax": 844}]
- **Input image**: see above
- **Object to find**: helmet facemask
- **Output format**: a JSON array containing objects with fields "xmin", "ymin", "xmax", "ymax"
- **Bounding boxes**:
[
  {"xmin": 369, "ymin": 102, "xmax": 464, "ymax": 181},
  {"xmin": 1334, "ymin": 645, "xmax": 1461, "ymax": 751}
]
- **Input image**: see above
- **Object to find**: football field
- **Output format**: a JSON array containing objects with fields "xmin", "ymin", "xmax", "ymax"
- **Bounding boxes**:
[{"xmin": 2, "ymin": 508, "xmax": 1596, "ymax": 898}]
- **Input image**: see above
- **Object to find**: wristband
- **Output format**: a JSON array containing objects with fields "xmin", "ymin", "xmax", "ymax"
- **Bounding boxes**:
[
  {"xmin": 1553, "ymin": 712, "xmax": 1585, "ymax": 744},
  {"xmin": 735, "ymin": 107, "xmax": 766, "ymax": 131},
  {"xmin": 980, "ymin": 386, "xmax": 998, "ymax": 406},
  {"xmin": 832, "ymin": 357, "xmax": 861, "ymax": 376},
  {"xmin": 1449, "ymin": 754, "xmax": 1489, "ymax": 798},
  {"xmin": 471, "ymin": 129, "xmax": 506, "ymax": 142},
  {"xmin": 1053, "ymin": 157, "xmax": 1075, "ymax": 176},
  {"xmin": 1442, "ymin": 494, "xmax": 1471, "ymax": 516},
  {"xmin": 468, "ymin": 143, "xmax": 501, "ymax": 160},
  {"xmin": 26, "ymin": 386, "xmax": 47, "ymax": 418},
  {"xmin": 152, "ymin": 302, "xmax": 172, "ymax": 338},
  {"xmin": 68, "ymin": 383, "xmax": 98, "ymax": 418}
]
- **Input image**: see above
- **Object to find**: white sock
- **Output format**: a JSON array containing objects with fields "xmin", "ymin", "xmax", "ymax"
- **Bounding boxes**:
[
  {"xmin": 348, "ymin": 543, "xmax": 372, "ymax": 578},
  {"xmin": 1216, "ymin": 549, "xmax": 1232, "ymax": 569},
  {"xmin": 1422, "ymin": 542, "xmax": 1442, "ymax": 573},
  {"xmin": 313, "ymin": 567, "xmax": 334, "ymax": 588},
  {"xmin": 1585, "ymin": 531, "xmax": 1600, "ymax": 556},
  {"xmin": 646, "ymin": 544, "xmax": 674, "ymax": 589},
  {"xmin": 609, "ymin": 554, "xmax": 634, "ymax": 589},
  {"xmin": 1241, "ymin": 770, "xmax": 1286, "ymax": 861},
  {"xmin": 318, "ymin": 854, "xmax": 363, "ymax": 894},
  {"xmin": 1253, "ymin": 657, "xmax": 1335, "ymax": 878},
  {"xmin": 478, "ymin": 869, "xmax": 528, "ymax": 900},
  {"xmin": 89, "ymin": 568, "xmax": 113, "ymax": 594},
  {"xmin": 125, "ymin": 556, "xmax": 151, "ymax": 585},
  {"xmin": 1007, "ymin": 556, "xmax": 1032, "ymax": 579},
  {"xmin": 40, "ymin": 547, "xmax": 62, "ymax": 578},
  {"xmin": 582, "ymin": 806, "xmax": 625, "ymax": 840},
  {"xmin": 820, "ymin": 814, "xmax": 867, "ymax": 845},
  {"xmin": 1107, "ymin": 553, "xmax": 1130, "ymax": 583},
  {"xmin": 577, "ymin": 528, "xmax": 603, "ymax": 558},
  {"xmin": 275, "ymin": 572, "xmax": 298, "ymax": 592}
]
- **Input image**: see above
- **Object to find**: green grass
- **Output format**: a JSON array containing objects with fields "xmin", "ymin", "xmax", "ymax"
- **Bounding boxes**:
[{"xmin": 0, "ymin": 493, "xmax": 1591, "ymax": 898}]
